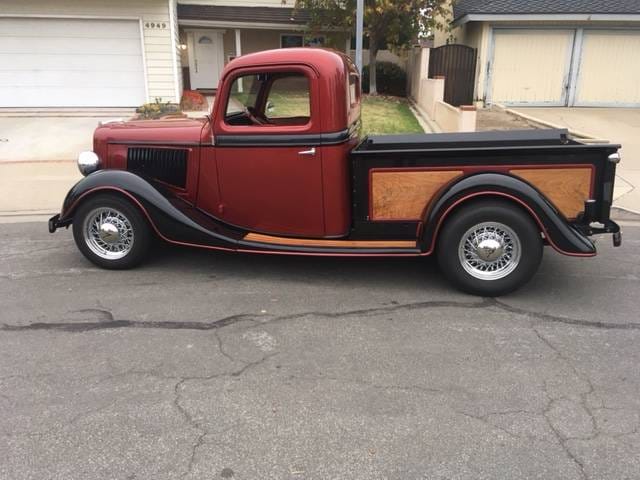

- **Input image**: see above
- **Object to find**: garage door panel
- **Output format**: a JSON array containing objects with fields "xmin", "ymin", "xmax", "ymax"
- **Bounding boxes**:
[
  {"xmin": 1, "ymin": 36, "xmax": 143, "ymax": 56},
  {"xmin": 0, "ymin": 70, "xmax": 146, "ymax": 89},
  {"xmin": 490, "ymin": 30, "xmax": 574, "ymax": 105},
  {"xmin": 0, "ymin": 18, "xmax": 146, "ymax": 107},
  {"xmin": 0, "ymin": 18, "xmax": 141, "ymax": 38},
  {"xmin": 575, "ymin": 31, "xmax": 640, "ymax": 106},
  {"xmin": 0, "ymin": 54, "xmax": 144, "ymax": 72}
]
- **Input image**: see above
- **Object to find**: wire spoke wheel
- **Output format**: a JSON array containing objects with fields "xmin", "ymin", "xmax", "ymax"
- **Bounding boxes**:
[
  {"xmin": 83, "ymin": 207, "xmax": 135, "ymax": 260},
  {"xmin": 457, "ymin": 221, "xmax": 521, "ymax": 281}
]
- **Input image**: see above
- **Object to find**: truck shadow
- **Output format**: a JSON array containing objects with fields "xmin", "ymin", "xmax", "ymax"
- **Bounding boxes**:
[
  {"xmin": 143, "ymin": 242, "xmax": 580, "ymax": 298},
  {"xmin": 150, "ymin": 242, "xmax": 449, "ymax": 293}
]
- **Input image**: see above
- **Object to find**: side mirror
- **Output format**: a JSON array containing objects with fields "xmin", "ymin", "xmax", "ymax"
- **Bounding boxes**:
[{"xmin": 266, "ymin": 101, "xmax": 274, "ymax": 114}]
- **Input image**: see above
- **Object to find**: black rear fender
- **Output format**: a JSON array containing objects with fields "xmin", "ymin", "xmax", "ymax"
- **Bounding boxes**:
[{"xmin": 421, "ymin": 173, "xmax": 596, "ymax": 256}]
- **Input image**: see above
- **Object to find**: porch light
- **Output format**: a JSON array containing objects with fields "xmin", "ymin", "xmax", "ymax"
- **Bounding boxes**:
[{"xmin": 179, "ymin": 43, "xmax": 187, "ymax": 50}]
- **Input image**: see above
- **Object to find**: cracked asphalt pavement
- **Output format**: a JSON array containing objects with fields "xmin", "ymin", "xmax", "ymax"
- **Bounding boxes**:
[{"xmin": 1, "ymin": 221, "xmax": 639, "ymax": 479}]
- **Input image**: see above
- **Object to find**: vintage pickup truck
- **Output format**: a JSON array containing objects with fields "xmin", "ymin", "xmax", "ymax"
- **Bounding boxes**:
[{"xmin": 49, "ymin": 48, "xmax": 621, "ymax": 296}]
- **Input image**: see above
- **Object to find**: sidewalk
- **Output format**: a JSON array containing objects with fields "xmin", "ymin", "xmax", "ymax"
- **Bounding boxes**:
[
  {"xmin": 0, "ymin": 161, "xmax": 80, "ymax": 217},
  {"xmin": 0, "ymin": 115, "xmax": 115, "ymax": 218}
]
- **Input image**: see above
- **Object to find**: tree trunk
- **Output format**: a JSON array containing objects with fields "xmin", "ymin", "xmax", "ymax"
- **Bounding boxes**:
[{"xmin": 369, "ymin": 38, "xmax": 379, "ymax": 95}]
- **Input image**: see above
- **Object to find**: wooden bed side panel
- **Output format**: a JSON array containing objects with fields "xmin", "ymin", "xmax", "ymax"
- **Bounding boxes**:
[
  {"xmin": 371, "ymin": 170, "xmax": 463, "ymax": 220},
  {"xmin": 511, "ymin": 167, "xmax": 593, "ymax": 219}
]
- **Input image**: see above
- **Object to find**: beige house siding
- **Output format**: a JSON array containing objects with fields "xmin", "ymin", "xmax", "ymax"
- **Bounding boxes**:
[
  {"xmin": 169, "ymin": 0, "xmax": 183, "ymax": 98},
  {"xmin": 458, "ymin": 22, "xmax": 490, "ymax": 104},
  {"xmin": 2, "ymin": 0, "xmax": 179, "ymax": 103}
]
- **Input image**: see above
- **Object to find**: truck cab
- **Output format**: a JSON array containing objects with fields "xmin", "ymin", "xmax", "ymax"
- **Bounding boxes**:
[{"xmin": 49, "ymin": 48, "xmax": 622, "ymax": 296}]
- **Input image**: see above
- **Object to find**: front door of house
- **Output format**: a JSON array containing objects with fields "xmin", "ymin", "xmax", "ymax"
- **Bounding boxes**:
[{"xmin": 187, "ymin": 29, "xmax": 224, "ymax": 90}]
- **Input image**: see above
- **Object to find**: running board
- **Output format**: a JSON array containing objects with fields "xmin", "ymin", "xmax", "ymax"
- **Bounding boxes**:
[{"xmin": 243, "ymin": 232, "xmax": 417, "ymax": 250}]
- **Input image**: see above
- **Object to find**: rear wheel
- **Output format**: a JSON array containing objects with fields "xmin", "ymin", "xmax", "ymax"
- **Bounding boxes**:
[
  {"xmin": 72, "ymin": 194, "xmax": 150, "ymax": 269},
  {"xmin": 437, "ymin": 200, "xmax": 543, "ymax": 296}
]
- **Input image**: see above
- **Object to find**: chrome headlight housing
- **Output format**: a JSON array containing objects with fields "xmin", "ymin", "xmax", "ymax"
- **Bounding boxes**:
[{"xmin": 77, "ymin": 151, "xmax": 101, "ymax": 176}]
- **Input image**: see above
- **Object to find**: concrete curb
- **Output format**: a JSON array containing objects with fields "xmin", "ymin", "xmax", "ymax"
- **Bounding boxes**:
[
  {"xmin": 408, "ymin": 100, "xmax": 441, "ymax": 134},
  {"xmin": 495, "ymin": 104, "xmax": 610, "ymax": 143}
]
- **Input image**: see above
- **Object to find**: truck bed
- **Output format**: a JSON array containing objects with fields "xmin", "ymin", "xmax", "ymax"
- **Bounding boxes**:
[{"xmin": 349, "ymin": 128, "xmax": 620, "ymax": 242}]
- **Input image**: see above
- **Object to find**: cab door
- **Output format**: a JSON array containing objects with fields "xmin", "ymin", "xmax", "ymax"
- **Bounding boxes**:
[{"xmin": 212, "ymin": 66, "xmax": 325, "ymax": 237}]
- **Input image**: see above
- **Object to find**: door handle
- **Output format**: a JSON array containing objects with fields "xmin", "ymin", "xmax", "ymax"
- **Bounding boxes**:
[{"xmin": 299, "ymin": 147, "xmax": 316, "ymax": 156}]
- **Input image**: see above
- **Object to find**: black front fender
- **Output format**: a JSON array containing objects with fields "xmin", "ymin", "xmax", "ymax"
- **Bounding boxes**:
[
  {"xmin": 421, "ymin": 173, "xmax": 596, "ymax": 256},
  {"xmin": 55, "ymin": 170, "xmax": 239, "ymax": 249}
]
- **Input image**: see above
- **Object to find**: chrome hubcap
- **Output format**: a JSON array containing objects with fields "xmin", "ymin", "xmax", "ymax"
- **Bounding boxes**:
[
  {"xmin": 83, "ymin": 207, "xmax": 134, "ymax": 260},
  {"xmin": 98, "ymin": 222, "xmax": 120, "ymax": 244},
  {"xmin": 458, "ymin": 222, "xmax": 521, "ymax": 281}
]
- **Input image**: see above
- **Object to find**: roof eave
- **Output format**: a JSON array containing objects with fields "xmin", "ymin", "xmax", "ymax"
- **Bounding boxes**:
[{"xmin": 452, "ymin": 13, "xmax": 640, "ymax": 27}]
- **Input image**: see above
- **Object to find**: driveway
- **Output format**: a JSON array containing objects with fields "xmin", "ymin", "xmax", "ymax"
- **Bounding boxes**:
[
  {"xmin": 0, "ymin": 114, "xmax": 129, "ymax": 216},
  {"xmin": 512, "ymin": 108, "xmax": 640, "ymax": 213},
  {"xmin": 1, "ymin": 221, "xmax": 639, "ymax": 479},
  {"xmin": 0, "ymin": 115, "xmax": 134, "ymax": 162}
]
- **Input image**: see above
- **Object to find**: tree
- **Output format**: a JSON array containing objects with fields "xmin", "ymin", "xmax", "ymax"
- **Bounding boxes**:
[{"xmin": 295, "ymin": 0, "xmax": 451, "ymax": 95}]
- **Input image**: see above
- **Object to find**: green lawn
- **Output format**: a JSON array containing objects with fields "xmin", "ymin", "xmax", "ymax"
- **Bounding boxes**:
[
  {"xmin": 361, "ymin": 95, "xmax": 424, "ymax": 136},
  {"xmin": 228, "ymin": 90, "xmax": 424, "ymax": 136}
]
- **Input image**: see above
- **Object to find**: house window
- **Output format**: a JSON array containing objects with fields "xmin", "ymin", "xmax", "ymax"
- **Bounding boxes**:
[
  {"xmin": 281, "ymin": 34, "xmax": 303, "ymax": 48},
  {"xmin": 280, "ymin": 34, "xmax": 325, "ymax": 48},
  {"xmin": 224, "ymin": 72, "xmax": 311, "ymax": 127}
]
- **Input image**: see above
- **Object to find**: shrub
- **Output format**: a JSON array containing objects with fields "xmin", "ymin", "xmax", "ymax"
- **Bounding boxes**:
[
  {"xmin": 362, "ymin": 61, "xmax": 407, "ymax": 97},
  {"xmin": 135, "ymin": 98, "xmax": 180, "ymax": 120},
  {"xmin": 180, "ymin": 90, "xmax": 208, "ymax": 111}
]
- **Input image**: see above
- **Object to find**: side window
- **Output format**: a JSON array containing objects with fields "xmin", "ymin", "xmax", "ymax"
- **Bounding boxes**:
[
  {"xmin": 265, "ymin": 74, "xmax": 310, "ymax": 122},
  {"xmin": 223, "ymin": 72, "xmax": 311, "ymax": 127}
]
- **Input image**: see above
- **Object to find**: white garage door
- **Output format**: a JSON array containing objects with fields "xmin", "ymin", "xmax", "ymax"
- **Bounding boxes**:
[
  {"xmin": 574, "ymin": 30, "xmax": 640, "ymax": 106},
  {"xmin": 0, "ymin": 18, "xmax": 146, "ymax": 107},
  {"xmin": 489, "ymin": 29, "xmax": 574, "ymax": 106}
]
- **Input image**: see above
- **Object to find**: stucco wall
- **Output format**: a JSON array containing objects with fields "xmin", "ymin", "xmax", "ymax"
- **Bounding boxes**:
[{"xmin": 2, "ymin": 0, "xmax": 179, "ymax": 103}]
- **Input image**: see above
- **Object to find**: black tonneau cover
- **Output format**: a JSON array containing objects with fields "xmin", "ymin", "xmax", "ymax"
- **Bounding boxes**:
[{"xmin": 357, "ymin": 129, "xmax": 576, "ymax": 152}]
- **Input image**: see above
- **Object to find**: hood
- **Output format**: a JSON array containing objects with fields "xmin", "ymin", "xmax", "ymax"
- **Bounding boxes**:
[{"xmin": 95, "ymin": 117, "xmax": 209, "ymax": 146}]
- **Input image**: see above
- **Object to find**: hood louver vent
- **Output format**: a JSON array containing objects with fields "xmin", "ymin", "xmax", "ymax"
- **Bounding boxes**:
[{"xmin": 127, "ymin": 148, "xmax": 188, "ymax": 188}]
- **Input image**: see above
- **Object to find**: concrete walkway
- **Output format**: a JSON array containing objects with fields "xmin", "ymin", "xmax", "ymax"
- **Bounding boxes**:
[{"xmin": 511, "ymin": 108, "xmax": 640, "ymax": 213}]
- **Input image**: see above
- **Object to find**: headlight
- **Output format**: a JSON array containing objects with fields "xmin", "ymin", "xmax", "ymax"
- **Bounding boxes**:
[{"xmin": 77, "ymin": 151, "xmax": 101, "ymax": 176}]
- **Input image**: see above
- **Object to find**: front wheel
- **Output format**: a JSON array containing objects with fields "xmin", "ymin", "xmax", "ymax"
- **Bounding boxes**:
[
  {"xmin": 436, "ymin": 200, "xmax": 543, "ymax": 296},
  {"xmin": 72, "ymin": 193, "xmax": 151, "ymax": 269}
]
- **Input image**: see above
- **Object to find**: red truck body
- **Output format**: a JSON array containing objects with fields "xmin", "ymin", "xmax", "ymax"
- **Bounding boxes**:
[{"xmin": 50, "ymin": 48, "xmax": 622, "ymax": 295}]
